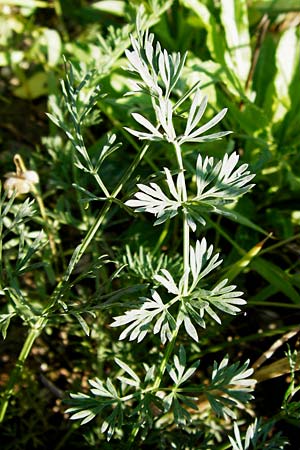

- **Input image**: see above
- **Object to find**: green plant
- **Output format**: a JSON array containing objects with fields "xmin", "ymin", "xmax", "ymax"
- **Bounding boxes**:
[
  {"xmin": 1, "ymin": 2, "xmax": 300, "ymax": 449},
  {"xmin": 58, "ymin": 21, "xmax": 282, "ymax": 448}
]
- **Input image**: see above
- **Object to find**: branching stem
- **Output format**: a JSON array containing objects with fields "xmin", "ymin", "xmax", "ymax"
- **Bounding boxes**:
[
  {"xmin": 151, "ymin": 141, "xmax": 190, "ymax": 391},
  {"xmin": 129, "ymin": 141, "xmax": 190, "ymax": 446},
  {"xmin": 0, "ymin": 142, "xmax": 150, "ymax": 423}
]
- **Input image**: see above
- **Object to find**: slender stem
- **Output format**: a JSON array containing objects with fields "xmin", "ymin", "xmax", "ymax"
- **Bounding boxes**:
[
  {"xmin": 129, "ymin": 141, "xmax": 190, "ymax": 447},
  {"xmin": 245, "ymin": 14, "xmax": 270, "ymax": 93},
  {"xmin": 259, "ymin": 232, "xmax": 300, "ymax": 256},
  {"xmin": 250, "ymin": 301, "xmax": 300, "ymax": 309},
  {"xmin": 76, "ymin": 127, "xmax": 110, "ymax": 199},
  {"xmin": 0, "ymin": 316, "xmax": 46, "ymax": 422},
  {"xmin": 152, "ymin": 219, "xmax": 169, "ymax": 255},
  {"xmin": 71, "ymin": 143, "xmax": 89, "ymax": 225},
  {"xmin": 45, "ymin": 141, "xmax": 150, "ymax": 314},
  {"xmin": 173, "ymin": 141, "xmax": 189, "ymax": 294},
  {"xmin": 94, "ymin": 172, "xmax": 111, "ymax": 198},
  {"xmin": 31, "ymin": 185, "xmax": 57, "ymax": 260},
  {"xmin": 151, "ymin": 141, "xmax": 190, "ymax": 390},
  {"xmin": 151, "ymin": 142, "xmax": 191, "ymax": 389},
  {"xmin": 97, "ymin": 100, "xmax": 160, "ymax": 174},
  {"xmin": 0, "ymin": 143, "xmax": 150, "ymax": 423},
  {"xmin": 152, "ymin": 326, "xmax": 180, "ymax": 390}
]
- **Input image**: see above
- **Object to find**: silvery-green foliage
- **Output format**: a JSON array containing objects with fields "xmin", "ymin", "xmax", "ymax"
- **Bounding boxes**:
[
  {"xmin": 67, "ymin": 377, "xmax": 124, "ymax": 440},
  {"xmin": 110, "ymin": 288, "xmax": 177, "ymax": 344},
  {"xmin": 1, "ymin": 194, "xmax": 46, "ymax": 280},
  {"xmin": 163, "ymin": 346, "xmax": 199, "ymax": 425},
  {"xmin": 126, "ymin": 89, "xmax": 231, "ymax": 144},
  {"xmin": 66, "ymin": 350, "xmax": 257, "ymax": 436},
  {"xmin": 120, "ymin": 245, "xmax": 182, "ymax": 283},
  {"xmin": 125, "ymin": 29, "xmax": 186, "ymax": 100},
  {"xmin": 1, "ymin": 195, "xmax": 36, "ymax": 239},
  {"xmin": 47, "ymin": 63, "xmax": 120, "ymax": 198},
  {"xmin": 229, "ymin": 419, "xmax": 289, "ymax": 449},
  {"xmin": 124, "ymin": 28, "xmax": 231, "ymax": 145},
  {"xmin": 188, "ymin": 238, "xmax": 222, "ymax": 291},
  {"xmin": 93, "ymin": 0, "xmax": 173, "ymax": 76},
  {"xmin": 14, "ymin": 230, "xmax": 47, "ymax": 275},
  {"xmin": 66, "ymin": 19, "xmax": 257, "ymax": 443},
  {"xmin": 205, "ymin": 356, "xmax": 256, "ymax": 419},
  {"xmin": 111, "ymin": 238, "xmax": 246, "ymax": 343},
  {"xmin": 125, "ymin": 168, "xmax": 183, "ymax": 225},
  {"xmin": 178, "ymin": 90, "xmax": 231, "ymax": 144},
  {"xmin": 126, "ymin": 152, "xmax": 254, "ymax": 230},
  {"xmin": 3, "ymin": 286, "xmax": 38, "ymax": 328},
  {"xmin": 180, "ymin": 278, "xmax": 246, "ymax": 341},
  {"xmin": 0, "ymin": 311, "xmax": 16, "ymax": 340},
  {"xmin": 67, "ymin": 359, "xmax": 159, "ymax": 439},
  {"xmin": 0, "ymin": 188, "xmax": 46, "ymax": 340},
  {"xmin": 195, "ymin": 152, "xmax": 255, "ymax": 201}
]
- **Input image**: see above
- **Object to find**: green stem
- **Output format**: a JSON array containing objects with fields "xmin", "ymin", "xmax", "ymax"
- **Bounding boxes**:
[
  {"xmin": 153, "ymin": 219, "xmax": 170, "ymax": 255},
  {"xmin": 31, "ymin": 185, "xmax": 57, "ymax": 261},
  {"xmin": 150, "ymin": 141, "xmax": 191, "ymax": 387},
  {"xmin": 97, "ymin": 100, "xmax": 160, "ymax": 174},
  {"xmin": 0, "ymin": 316, "xmax": 46, "ymax": 422},
  {"xmin": 153, "ymin": 142, "xmax": 190, "ymax": 385},
  {"xmin": 151, "ymin": 142, "xmax": 190, "ymax": 389},
  {"xmin": 0, "ymin": 142, "xmax": 150, "ymax": 423},
  {"xmin": 71, "ymin": 143, "xmax": 89, "ymax": 226},
  {"xmin": 259, "ymin": 232, "xmax": 300, "ymax": 256},
  {"xmin": 45, "ymin": 141, "xmax": 150, "ymax": 313},
  {"xmin": 150, "ymin": 141, "xmax": 190, "ymax": 391},
  {"xmin": 153, "ymin": 326, "xmax": 180, "ymax": 390},
  {"xmin": 75, "ymin": 125, "xmax": 110, "ymax": 199},
  {"xmin": 129, "ymin": 141, "xmax": 190, "ymax": 447},
  {"xmin": 173, "ymin": 141, "xmax": 189, "ymax": 294}
]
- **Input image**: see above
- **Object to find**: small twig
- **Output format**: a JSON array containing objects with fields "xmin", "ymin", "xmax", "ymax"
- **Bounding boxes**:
[
  {"xmin": 254, "ymin": 354, "xmax": 300, "ymax": 383},
  {"xmin": 245, "ymin": 14, "xmax": 270, "ymax": 92},
  {"xmin": 39, "ymin": 373, "xmax": 64, "ymax": 399},
  {"xmin": 252, "ymin": 327, "xmax": 300, "ymax": 371}
]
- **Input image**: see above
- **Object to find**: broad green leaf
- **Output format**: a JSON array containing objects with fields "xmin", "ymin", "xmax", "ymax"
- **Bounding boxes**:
[
  {"xmin": 13, "ymin": 72, "xmax": 48, "ymax": 99},
  {"xmin": 250, "ymin": 284, "xmax": 278, "ymax": 303},
  {"xmin": 251, "ymin": 258, "xmax": 300, "ymax": 304},
  {"xmin": 228, "ymin": 101, "xmax": 270, "ymax": 134},
  {"xmin": 223, "ymin": 236, "xmax": 270, "ymax": 284},
  {"xmin": 253, "ymin": 35, "xmax": 277, "ymax": 110},
  {"xmin": 91, "ymin": 1, "xmax": 126, "ymax": 17},
  {"xmin": 181, "ymin": 0, "xmax": 244, "ymax": 94},
  {"xmin": 0, "ymin": 0, "xmax": 50, "ymax": 6},
  {"xmin": 185, "ymin": 58, "xmax": 221, "ymax": 104},
  {"xmin": 215, "ymin": 206, "xmax": 267, "ymax": 235},
  {"xmin": 250, "ymin": 0, "xmax": 300, "ymax": 12},
  {"xmin": 219, "ymin": 0, "xmax": 251, "ymax": 85},
  {"xmin": 43, "ymin": 29, "xmax": 62, "ymax": 67},
  {"xmin": 273, "ymin": 27, "xmax": 300, "ymax": 122},
  {"xmin": 180, "ymin": 0, "xmax": 211, "ymax": 27},
  {"xmin": 181, "ymin": 0, "xmax": 226, "ymax": 64}
]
